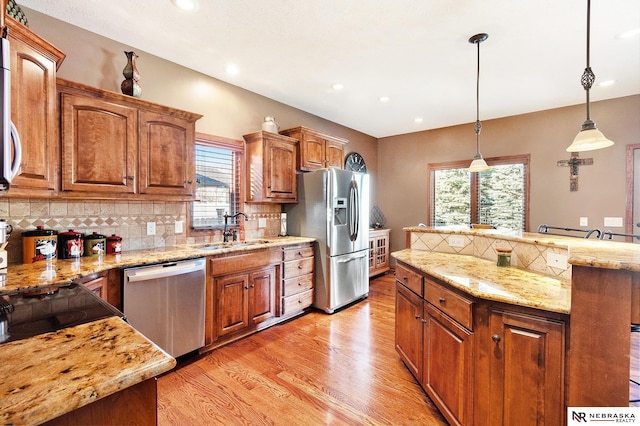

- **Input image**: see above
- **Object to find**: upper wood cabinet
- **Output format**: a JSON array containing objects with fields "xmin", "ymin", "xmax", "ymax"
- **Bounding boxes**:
[
  {"xmin": 6, "ymin": 17, "xmax": 65, "ymax": 197},
  {"xmin": 243, "ymin": 130, "xmax": 298, "ymax": 203},
  {"xmin": 279, "ymin": 126, "xmax": 347, "ymax": 171},
  {"xmin": 57, "ymin": 79, "xmax": 201, "ymax": 200}
]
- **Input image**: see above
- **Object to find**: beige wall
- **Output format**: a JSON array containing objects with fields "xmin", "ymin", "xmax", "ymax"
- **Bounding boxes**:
[{"xmin": 379, "ymin": 95, "xmax": 640, "ymax": 256}]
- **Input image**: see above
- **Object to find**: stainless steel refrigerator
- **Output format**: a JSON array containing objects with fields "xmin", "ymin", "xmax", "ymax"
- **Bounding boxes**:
[{"xmin": 285, "ymin": 168, "xmax": 369, "ymax": 314}]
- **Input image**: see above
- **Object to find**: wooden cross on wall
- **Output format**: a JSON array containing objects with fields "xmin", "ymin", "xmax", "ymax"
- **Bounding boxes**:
[{"xmin": 557, "ymin": 152, "xmax": 593, "ymax": 192}]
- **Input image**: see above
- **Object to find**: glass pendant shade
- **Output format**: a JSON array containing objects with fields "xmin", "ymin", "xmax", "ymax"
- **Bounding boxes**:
[
  {"xmin": 469, "ymin": 154, "xmax": 490, "ymax": 172},
  {"xmin": 566, "ymin": 120, "xmax": 614, "ymax": 152}
]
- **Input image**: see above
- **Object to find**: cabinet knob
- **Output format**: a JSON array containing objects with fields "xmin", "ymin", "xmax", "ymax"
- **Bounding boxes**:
[
  {"xmin": 403, "ymin": 276, "xmax": 408, "ymax": 281},
  {"xmin": 421, "ymin": 318, "xmax": 427, "ymax": 323},
  {"xmin": 187, "ymin": 179, "xmax": 193, "ymax": 184},
  {"xmin": 128, "ymin": 176, "xmax": 134, "ymax": 180},
  {"xmin": 438, "ymin": 297, "xmax": 446, "ymax": 304},
  {"xmin": 414, "ymin": 314, "xmax": 421, "ymax": 320},
  {"xmin": 298, "ymin": 282, "xmax": 303, "ymax": 286},
  {"xmin": 298, "ymin": 265, "xmax": 303, "ymax": 269},
  {"xmin": 491, "ymin": 334, "xmax": 501, "ymax": 343}
]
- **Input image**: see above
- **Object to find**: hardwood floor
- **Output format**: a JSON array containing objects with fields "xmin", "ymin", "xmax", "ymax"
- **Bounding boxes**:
[{"xmin": 157, "ymin": 272, "xmax": 448, "ymax": 425}]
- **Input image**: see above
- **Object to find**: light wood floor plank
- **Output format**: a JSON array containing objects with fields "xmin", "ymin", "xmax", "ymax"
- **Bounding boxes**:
[{"xmin": 157, "ymin": 272, "xmax": 448, "ymax": 425}]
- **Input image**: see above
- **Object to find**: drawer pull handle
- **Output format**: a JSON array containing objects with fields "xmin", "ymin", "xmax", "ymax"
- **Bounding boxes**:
[
  {"xmin": 492, "ymin": 334, "xmax": 501, "ymax": 343},
  {"xmin": 438, "ymin": 297, "xmax": 445, "ymax": 304}
]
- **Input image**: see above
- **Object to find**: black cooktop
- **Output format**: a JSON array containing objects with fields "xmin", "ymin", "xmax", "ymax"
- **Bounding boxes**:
[{"xmin": 0, "ymin": 283, "xmax": 124, "ymax": 345}]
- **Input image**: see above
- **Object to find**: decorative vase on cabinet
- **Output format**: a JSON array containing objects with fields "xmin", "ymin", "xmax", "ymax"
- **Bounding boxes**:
[{"xmin": 121, "ymin": 51, "xmax": 141, "ymax": 98}]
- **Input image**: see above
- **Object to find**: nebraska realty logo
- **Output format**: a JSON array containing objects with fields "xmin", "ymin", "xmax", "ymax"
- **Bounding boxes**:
[{"xmin": 568, "ymin": 407, "xmax": 640, "ymax": 424}]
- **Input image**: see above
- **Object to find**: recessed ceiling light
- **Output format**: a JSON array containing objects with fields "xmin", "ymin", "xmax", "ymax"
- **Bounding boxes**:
[
  {"xmin": 598, "ymin": 79, "xmax": 615, "ymax": 87},
  {"xmin": 414, "ymin": 117, "xmax": 424, "ymax": 123},
  {"xmin": 378, "ymin": 96, "xmax": 390, "ymax": 103},
  {"xmin": 171, "ymin": 0, "xmax": 199, "ymax": 11},
  {"xmin": 618, "ymin": 28, "xmax": 640, "ymax": 39},
  {"xmin": 331, "ymin": 83, "xmax": 344, "ymax": 91},
  {"xmin": 225, "ymin": 64, "xmax": 239, "ymax": 75}
]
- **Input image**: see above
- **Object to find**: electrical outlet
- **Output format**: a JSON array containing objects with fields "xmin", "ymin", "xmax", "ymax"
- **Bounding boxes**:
[
  {"xmin": 258, "ymin": 218, "xmax": 267, "ymax": 228},
  {"xmin": 546, "ymin": 252, "xmax": 568, "ymax": 270},
  {"xmin": 147, "ymin": 222, "xmax": 156, "ymax": 236},
  {"xmin": 448, "ymin": 235, "xmax": 465, "ymax": 248},
  {"xmin": 604, "ymin": 217, "xmax": 623, "ymax": 227},
  {"xmin": 579, "ymin": 217, "xmax": 588, "ymax": 227},
  {"xmin": 174, "ymin": 220, "xmax": 183, "ymax": 234}
]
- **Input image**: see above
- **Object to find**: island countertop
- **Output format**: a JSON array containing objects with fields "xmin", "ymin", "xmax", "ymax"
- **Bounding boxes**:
[
  {"xmin": 403, "ymin": 226, "xmax": 640, "ymax": 272},
  {"xmin": 0, "ymin": 316, "xmax": 176, "ymax": 426},
  {"xmin": 392, "ymin": 249, "xmax": 571, "ymax": 314}
]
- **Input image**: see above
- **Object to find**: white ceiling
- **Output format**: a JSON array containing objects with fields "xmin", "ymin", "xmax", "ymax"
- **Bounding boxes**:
[{"xmin": 17, "ymin": 0, "xmax": 640, "ymax": 138}]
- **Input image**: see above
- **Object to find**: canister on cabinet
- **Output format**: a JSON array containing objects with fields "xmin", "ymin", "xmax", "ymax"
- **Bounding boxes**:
[
  {"xmin": 22, "ymin": 226, "xmax": 58, "ymax": 263},
  {"xmin": 83, "ymin": 232, "xmax": 106, "ymax": 256},
  {"xmin": 58, "ymin": 229, "xmax": 84, "ymax": 259},
  {"xmin": 106, "ymin": 234, "xmax": 122, "ymax": 254}
]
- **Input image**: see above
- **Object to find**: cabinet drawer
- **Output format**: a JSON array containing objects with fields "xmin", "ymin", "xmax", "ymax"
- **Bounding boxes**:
[
  {"xmin": 395, "ymin": 263, "xmax": 423, "ymax": 296},
  {"xmin": 282, "ymin": 289, "xmax": 314, "ymax": 315},
  {"xmin": 283, "ymin": 273, "xmax": 314, "ymax": 297},
  {"xmin": 283, "ymin": 246, "xmax": 314, "ymax": 261},
  {"xmin": 283, "ymin": 257, "xmax": 314, "ymax": 279},
  {"xmin": 424, "ymin": 278, "xmax": 473, "ymax": 330}
]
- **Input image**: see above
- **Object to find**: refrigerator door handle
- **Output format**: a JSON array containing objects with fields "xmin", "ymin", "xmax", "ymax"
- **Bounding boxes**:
[
  {"xmin": 349, "ymin": 180, "xmax": 359, "ymax": 242},
  {"xmin": 336, "ymin": 251, "xmax": 368, "ymax": 263}
]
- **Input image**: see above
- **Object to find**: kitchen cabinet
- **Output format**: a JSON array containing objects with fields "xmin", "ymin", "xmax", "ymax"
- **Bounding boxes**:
[
  {"xmin": 280, "ymin": 243, "xmax": 315, "ymax": 317},
  {"xmin": 395, "ymin": 279, "xmax": 423, "ymax": 379},
  {"xmin": 395, "ymin": 259, "xmax": 565, "ymax": 426},
  {"xmin": 479, "ymin": 308, "xmax": 565, "ymax": 426},
  {"xmin": 279, "ymin": 126, "xmax": 347, "ymax": 171},
  {"xmin": 243, "ymin": 131, "xmax": 298, "ymax": 203},
  {"xmin": 369, "ymin": 229, "xmax": 390, "ymax": 277},
  {"xmin": 422, "ymin": 276, "xmax": 474, "ymax": 426},
  {"xmin": 205, "ymin": 248, "xmax": 281, "ymax": 346},
  {"xmin": 5, "ymin": 17, "xmax": 65, "ymax": 197},
  {"xmin": 215, "ymin": 266, "xmax": 276, "ymax": 337},
  {"xmin": 57, "ymin": 79, "xmax": 201, "ymax": 200}
]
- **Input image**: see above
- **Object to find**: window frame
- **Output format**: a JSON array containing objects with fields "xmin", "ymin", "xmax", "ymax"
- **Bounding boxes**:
[
  {"xmin": 187, "ymin": 132, "xmax": 245, "ymax": 237},
  {"xmin": 427, "ymin": 154, "xmax": 530, "ymax": 231}
]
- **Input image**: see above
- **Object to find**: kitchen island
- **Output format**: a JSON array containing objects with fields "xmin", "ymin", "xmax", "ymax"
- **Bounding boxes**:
[
  {"xmin": 0, "ymin": 236, "xmax": 314, "ymax": 425},
  {"xmin": 394, "ymin": 227, "xmax": 640, "ymax": 425}
]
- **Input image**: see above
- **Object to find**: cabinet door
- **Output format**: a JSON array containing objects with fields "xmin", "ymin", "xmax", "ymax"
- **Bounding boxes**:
[
  {"xmin": 8, "ymin": 22, "xmax": 62, "ymax": 194},
  {"xmin": 139, "ymin": 110, "xmax": 195, "ymax": 197},
  {"xmin": 325, "ymin": 139, "xmax": 345, "ymax": 169},
  {"xmin": 424, "ymin": 303, "xmax": 473, "ymax": 426},
  {"xmin": 488, "ymin": 310, "xmax": 565, "ymax": 426},
  {"xmin": 60, "ymin": 94, "xmax": 137, "ymax": 194},
  {"xmin": 265, "ymin": 138, "xmax": 296, "ymax": 200},
  {"xmin": 249, "ymin": 267, "xmax": 276, "ymax": 324},
  {"xmin": 81, "ymin": 276, "xmax": 108, "ymax": 301},
  {"xmin": 395, "ymin": 282, "xmax": 423, "ymax": 379},
  {"xmin": 299, "ymin": 134, "xmax": 326, "ymax": 170},
  {"xmin": 216, "ymin": 273, "xmax": 249, "ymax": 337}
]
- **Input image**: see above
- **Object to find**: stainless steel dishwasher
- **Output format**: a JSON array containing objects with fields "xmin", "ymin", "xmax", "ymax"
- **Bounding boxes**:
[{"xmin": 123, "ymin": 258, "xmax": 205, "ymax": 358}]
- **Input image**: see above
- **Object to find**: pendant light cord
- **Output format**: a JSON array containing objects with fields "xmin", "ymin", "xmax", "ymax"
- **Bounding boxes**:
[
  {"xmin": 582, "ymin": 0, "xmax": 595, "ymax": 122},
  {"xmin": 474, "ymin": 38, "xmax": 482, "ymax": 154}
]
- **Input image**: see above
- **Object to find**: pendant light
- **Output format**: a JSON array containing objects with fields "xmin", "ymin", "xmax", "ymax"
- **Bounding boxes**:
[
  {"xmin": 566, "ymin": 0, "xmax": 614, "ymax": 152},
  {"xmin": 468, "ymin": 33, "xmax": 490, "ymax": 172}
]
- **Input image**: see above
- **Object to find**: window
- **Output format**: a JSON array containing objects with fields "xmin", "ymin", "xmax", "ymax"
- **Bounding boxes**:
[
  {"xmin": 428, "ymin": 155, "xmax": 530, "ymax": 231},
  {"xmin": 190, "ymin": 133, "xmax": 244, "ymax": 231}
]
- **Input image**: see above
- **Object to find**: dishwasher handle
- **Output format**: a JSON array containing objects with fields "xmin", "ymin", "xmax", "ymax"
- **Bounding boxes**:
[{"xmin": 126, "ymin": 260, "xmax": 204, "ymax": 282}]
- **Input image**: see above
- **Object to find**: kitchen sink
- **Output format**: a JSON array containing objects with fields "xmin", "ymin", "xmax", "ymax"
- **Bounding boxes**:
[{"xmin": 198, "ymin": 240, "xmax": 271, "ymax": 251}]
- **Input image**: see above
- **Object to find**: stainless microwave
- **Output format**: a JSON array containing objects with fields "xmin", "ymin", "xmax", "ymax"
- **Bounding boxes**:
[{"xmin": 0, "ymin": 28, "xmax": 22, "ymax": 191}]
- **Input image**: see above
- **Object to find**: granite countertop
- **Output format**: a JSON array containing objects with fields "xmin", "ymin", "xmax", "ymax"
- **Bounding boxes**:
[
  {"xmin": 404, "ymin": 226, "xmax": 640, "ymax": 272},
  {"xmin": 0, "ymin": 236, "xmax": 314, "ymax": 424},
  {"xmin": 0, "ymin": 236, "xmax": 315, "ymax": 295},
  {"xmin": 392, "ymin": 249, "xmax": 571, "ymax": 314},
  {"xmin": 0, "ymin": 316, "xmax": 176, "ymax": 426}
]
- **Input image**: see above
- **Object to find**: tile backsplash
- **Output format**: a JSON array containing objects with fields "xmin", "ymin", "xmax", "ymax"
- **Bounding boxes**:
[{"xmin": 0, "ymin": 198, "xmax": 282, "ymax": 265}]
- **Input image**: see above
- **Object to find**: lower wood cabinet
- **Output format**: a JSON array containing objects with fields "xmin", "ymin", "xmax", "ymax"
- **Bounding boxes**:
[
  {"xmin": 395, "ymin": 260, "xmax": 566, "ymax": 426},
  {"xmin": 369, "ymin": 229, "xmax": 390, "ymax": 277},
  {"xmin": 203, "ymin": 245, "xmax": 314, "ymax": 351},
  {"xmin": 215, "ymin": 266, "xmax": 276, "ymax": 338}
]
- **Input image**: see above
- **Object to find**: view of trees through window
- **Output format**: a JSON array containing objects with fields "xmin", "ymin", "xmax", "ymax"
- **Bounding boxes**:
[{"xmin": 430, "ymin": 156, "xmax": 529, "ymax": 231}]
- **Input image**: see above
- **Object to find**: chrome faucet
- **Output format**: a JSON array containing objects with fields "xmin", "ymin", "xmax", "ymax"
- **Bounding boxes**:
[{"xmin": 223, "ymin": 212, "xmax": 248, "ymax": 242}]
